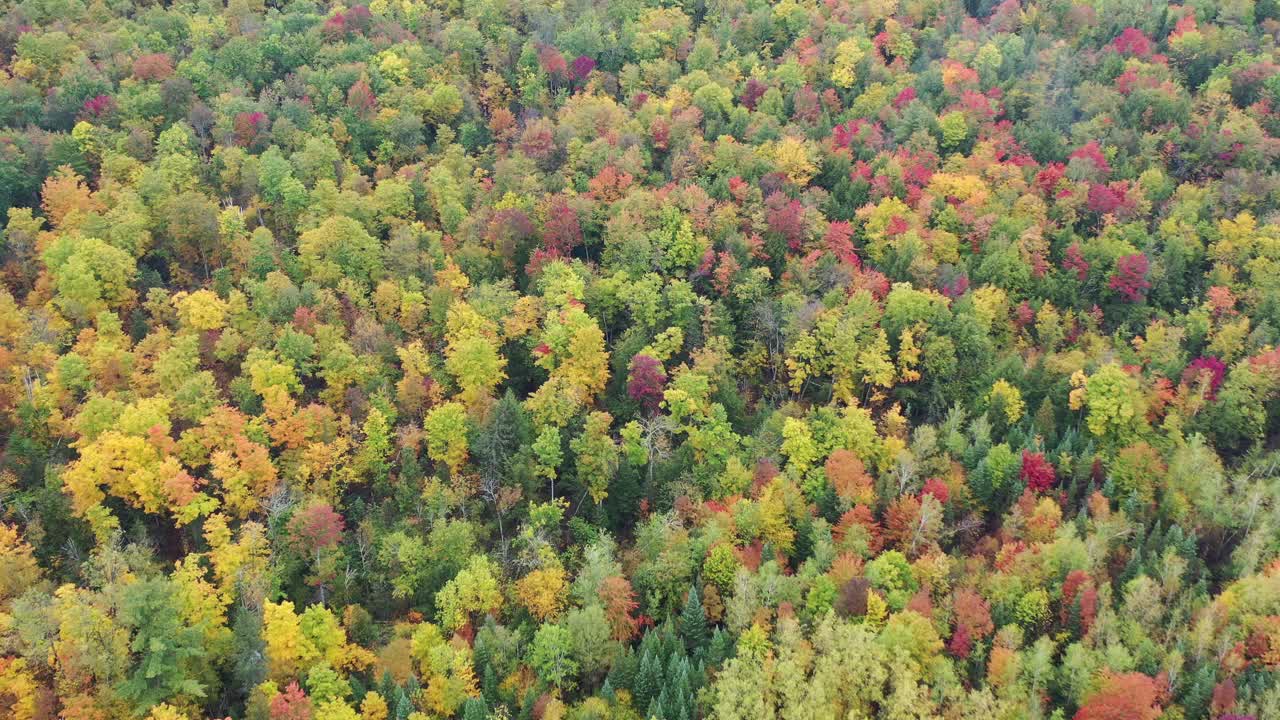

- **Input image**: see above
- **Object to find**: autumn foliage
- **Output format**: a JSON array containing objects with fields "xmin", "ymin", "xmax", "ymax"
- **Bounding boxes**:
[{"xmin": 0, "ymin": 2, "xmax": 1277, "ymax": 720}]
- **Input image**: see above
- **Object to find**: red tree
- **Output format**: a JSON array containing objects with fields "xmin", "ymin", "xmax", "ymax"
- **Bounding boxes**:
[
  {"xmin": 1020, "ymin": 451, "xmax": 1056, "ymax": 493},
  {"xmin": 346, "ymin": 78, "xmax": 376, "ymax": 117},
  {"xmin": 1070, "ymin": 141, "xmax": 1112, "ymax": 176},
  {"xmin": 1210, "ymin": 679, "xmax": 1237, "ymax": 716},
  {"xmin": 1108, "ymin": 253, "xmax": 1151, "ymax": 302},
  {"xmin": 825, "ymin": 450, "xmax": 874, "ymax": 504},
  {"xmin": 627, "ymin": 354, "xmax": 667, "ymax": 414},
  {"xmin": 82, "ymin": 95, "xmax": 115, "ymax": 118},
  {"xmin": 824, "ymin": 221, "xmax": 859, "ymax": 266},
  {"xmin": 571, "ymin": 55, "xmax": 596, "ymax": 82},
  {"xmin": 1061, "ymin": 569, "xmax": 1098, "ymax": 633},
  {"xmin": 1182, "ymin": 356, "xmax": 1227, "ymax": 400},
  {"xmin": 599, "ymin": 576, "xmax": 641, "ymax": 641},
  {"xmin": 1112, "ymin": 28, "xmax": 1153, "ymax": 58},
  {"xmin": 1074, "ymin": 673, "xmax": 1162, "ymax": 720},
  {"xmin": 233, "ymin": 111, "xmax": 268, "ymax": 147},
  {"xmin": 541, "ymin": 197, "xmax": 582, "ymax": 257},
  {"xmin": 765, "ymin": 192, "xmax": 807, "ymax": 251},
  {"xmin": 132, "ymin": 53, "xmax": 174, "ymax": 81},
  {"xmin": 739, "ymin": 78, "xmax": 767, "ymax": 110},
  {"xmin": 947, "ymin": 623, "xmax": 972, "ymax": 658},
  {"xmin": 922, "ymin": 477, "xmax": 950, "ymax": 504},
  {"xmin": 269, "ymin": 682, "xmax": 313, "ymax": 720},
  {"xmin": 952, "ymin": 587, "xmax": 994, "ymax": 640},
  {"xmin": 289, "ymin": 502, "xmax": 345, "ymax": 551}
]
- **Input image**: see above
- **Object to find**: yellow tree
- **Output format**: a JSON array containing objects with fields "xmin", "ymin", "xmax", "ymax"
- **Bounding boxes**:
[
  {"xmin": 425, "ymin": 402, "xmax": 470, "ymax": 475},
  {"xmin": 436, "ymin": 556, "xmax": 503, "ymax": 633},
  {"xmin": 443, "ymin": 302, "xmax": 507, "ymax": 408},
  {"xmin": 516, "ymin": 549, "xmax": 569, "ymax": 621},
  {"xmin": 570, "ymin": 411, "xmax": 618, "ymax": 503},
  {"xmin": 263, "ymin": 600, "xmax": 319, "ymax": 681},
  {"xmin": 0, "ymin": 524, "xmax": 41, "ymax": 608}
]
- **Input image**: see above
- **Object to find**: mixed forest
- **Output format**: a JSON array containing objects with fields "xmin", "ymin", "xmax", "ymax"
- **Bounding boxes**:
[{"xmin": 1, "ymin": 0, "xmax": 1280, "ymax": 718}]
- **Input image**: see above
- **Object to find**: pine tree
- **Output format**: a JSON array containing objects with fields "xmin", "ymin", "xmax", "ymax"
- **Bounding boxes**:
[
  {"xmin": 707, "ymin": 628, "xmax": 734, "ymax": 666},
  {"xmin": 1179, "ymin": 663, "xmax": 1217, "ymax": 720},
  {"xmin": 648, "ymin": 693, "xmax": 665, "ymax": 720},
  {"xmin": 663, "ymin": 682, "xmax": 683, "ymax": 719},
  {"xmin": 659, "ymin": 622, "xmax": 679, "ymax": 661},
  {"xmin": 680, "ymin": 586, "xmax": 708, "ymax": 654},
  {"xmin": 608, "ymin": 645, "xmax": 637, "ymax": 693},
  {"xmin": 482, "ymin": 664, "xmax": 499, "ymax": 705},
  {"xmin": 665, "ymin": 652, "xmax": 686, "ymax": 692},
  {"xmin": 518, "ymin": 688, "xmax": 538, "ymax": 720},
  {"xmin": 379, "ymin": 671, "xmax": 397, "ymax": 705},
  {"xmin": 348, "ymin": 675, "xmax": 367, "ymax": 705},
  {"xmin": 394, "ymin": 690, "xmax": 413, "ymax": 720},
  {"xmin": 639, "ymin": 626, "xmax": 661, "ymax": 662},
  {"xmin": 635, "ymin": 648, "xmax": 659, "ymax": 708},
  {"xmin": 463, "ymin": 697, "xmax": 488, "ymax": 720},
  {"xmin": 398, "ymin": 446, "xmax": 422, "ymax": 485}
]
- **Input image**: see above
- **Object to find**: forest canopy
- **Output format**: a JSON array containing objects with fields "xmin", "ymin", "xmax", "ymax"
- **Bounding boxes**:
[{"xmin": 1, "ymin": 0, "xmax": 1280, "ymax": 718}]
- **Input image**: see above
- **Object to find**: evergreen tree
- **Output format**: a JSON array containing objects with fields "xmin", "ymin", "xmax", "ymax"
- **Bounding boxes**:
[
  {"xmin": 462, "ymin": 697, "xmax": 488, "ymax": 720},
  {"xmin": 679, "ymin": 586, "xmax": 708, "ymax": 654},
  {"xmin": 635, "ymin": 648, "xmax": 659, "ymax": 709}
]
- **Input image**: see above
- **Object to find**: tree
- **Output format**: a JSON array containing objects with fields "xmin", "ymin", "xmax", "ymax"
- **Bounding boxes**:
[
  {"xmin": 528, "ymin": 290, "xmax": 610, "ymax": 426},
  {"xmin": 444, "ymin": 302, "xmax": 507, "ymax": 407},
  {"xmin": 298, "ymin": 216, "xmax": 383, "ymax": 287},
  {"xmin": 264, "ymin": 600, "xmax": 319, "ymax": 682},
  {"xmin": 532, "ymin": 425, "xmax": 564, "ymax": 498},
  {"xmin": 679, "ymin": 586, "xmax": 708, "ymax": 653},
  {"xmin": 436, "ymin": 556, "xmax": 503, "ymax": 633},
  {"xmin": 0, "ymin": 658, "xmax": 39, "ymax": 720},
  {"xmin": 627, "ymin": 354, "xmax": 667, "ymax": 414},
  {"xmin": 288, "ymin": 502, "xmax": 346, "ymax": 602},
  {"xmin": 563, "ymin": 604, "xmax": 616, "ymax": 679},
  {"xmin": 530, "ymin": 624, "xmax": 578, "ymax": 690},
  {"xmin": 1074, "ymin": 673, "xmax": 1163, "ymax": 720},
  {"xmin": 865, "ymin": 550, "xmax": 917, "ymax": 611},
  {"xmin": 571, "ymin": 411, "xmax": 618, "ymax": 504},
  {"xmin": 599, "ymin": 576, "xmax": 642, "ymax": 642},
  {"xmin": 1081, "ymin": 364, "xmax": 1148, "ymax": 447},
  {"xmin": 425, "ymin": 402, "xmax": 470, "ymax": 475},
  {"xmin": 1108, "ymin": 254, "xmax": 1151, "ymax": 302},
  {"xmin": 119, "ymin": 577, "xmax": 209, "ymax": 710},
  {"xmin": 42, "ymin": 234, "xmax": 137, "ymax": 322},
  {"xmin": 516, "ymin": 554, "xmax": 568, "ymax": 621},
  {"xmin": 986, "ymin": 379, "xmax": 1025, "ymax": 430},
  {"xmin": 354, "ymin": 408, "xmax": 393, "ymax": 486},
  {"xmin": 0, "ymin": 524, "xmax": 41, "ymax": 606},
  {"xmin": 1020, "ymin": 451, "xmax": 1056, "ymax": 493},
  {"xmin": 40, "ymin": 166, "xmax": 100, "ymax": 227},
  {"xmin": 269, "ymin": 681, "xmax": 314, "ymax": 720},
  {"xmin": 825, "ymin": 450, "xmax": 875, "ymax": 506}
]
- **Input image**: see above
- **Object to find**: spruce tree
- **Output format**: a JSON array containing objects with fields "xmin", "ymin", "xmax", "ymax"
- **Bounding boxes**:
[
  {"xmin": 462, "ymin": 697, "xmax": 488, "ymax": 720},
  {"xmin": 679, "ymin": 585, "xmax": 708, "ymax": 654},
  {"xmin": 635, "ymin": 647, "xmax": 659, "ymax": 708}
]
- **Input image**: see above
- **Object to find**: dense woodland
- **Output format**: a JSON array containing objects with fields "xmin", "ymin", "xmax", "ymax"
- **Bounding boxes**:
[{"xmin": 0, "ymin": 0, "xmax": 1279, "ymax": 718}]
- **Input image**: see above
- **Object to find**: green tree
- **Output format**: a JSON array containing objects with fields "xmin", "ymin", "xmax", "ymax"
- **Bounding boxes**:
[
  {"xmin": 679, "ymin": 585, "xmax": 708, "ymax": 654},
  {"xmin": 425, "ymin": 402, "xmax": 471, "ymax": 475},
  {"xmin": 530, "ymin": 623, "xmax": 578, "ymax": 690},
  {"xmin": 571, "ymin": 411, "xmax": 619, "ymax": 503},
  {"xmin": 298, "ymin": 215, "xmax": 384, "ymax": 287},
  {"xmin": 118, "ymin": 577, "xmax": 209, "ymax": 710}
]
